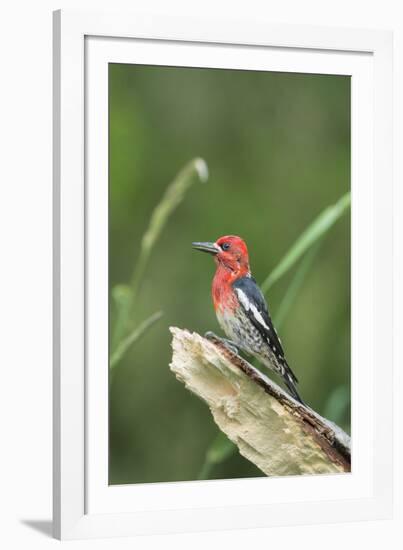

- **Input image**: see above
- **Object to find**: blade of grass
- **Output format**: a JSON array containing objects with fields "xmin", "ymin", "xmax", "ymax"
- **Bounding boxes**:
[
  {"xmin": 130, "ymin": 158, "xmax": 208, "ymax": 306},
  {"xmin": 110, "ymin": 310, "xmax": 163, "ymax": 369},
  {"xmin": 111, "ymin": 284, "xmax": 133, "ymax": 354},
  {"xmin": 323, "ymin": 385, "xmax": 350, "ymax": 428},
  {"xmin": 274, "ymin": 241, "xmax": 322, "ymax": 330},
  {"xmin": 111, "ymin": 158, "xmax": 208, "ymax": 350},
  {"xmin": 261, "ymin": 191, "xmax": 350, "ymax": 294},
  {"xmin": 197, "ymin": 432, "xmax": 235, "ymax": 480}
]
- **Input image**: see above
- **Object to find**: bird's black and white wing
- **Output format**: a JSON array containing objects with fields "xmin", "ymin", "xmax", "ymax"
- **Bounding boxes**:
[{"xmin": 232, "ymin": 276, "xmax": 298, "ymax": 386}]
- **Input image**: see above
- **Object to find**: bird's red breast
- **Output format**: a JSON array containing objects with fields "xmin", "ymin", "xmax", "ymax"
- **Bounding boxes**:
[{"xmin": 211, "ymin": 236, "xmax": 250, "ymax": 312}]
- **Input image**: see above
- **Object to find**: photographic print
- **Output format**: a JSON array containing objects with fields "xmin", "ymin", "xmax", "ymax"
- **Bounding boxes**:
[{"xmin": 108, "ymin": 64, "xmax": 351, "ymax": 485}]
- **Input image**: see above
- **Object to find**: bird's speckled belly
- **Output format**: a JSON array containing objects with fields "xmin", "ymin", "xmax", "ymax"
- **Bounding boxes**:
[
  {"xmin": 216, "ymin": 307, "xmax": 284, "ymax": 375},
  {"xmin": 216, "ymin": 307, "xmax": 264, "ymax": 355}
]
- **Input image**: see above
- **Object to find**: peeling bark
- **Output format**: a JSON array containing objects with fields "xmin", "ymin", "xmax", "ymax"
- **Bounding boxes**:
[{"xmin": 169, "ymin": 327, "xmax": 350, "ymax": 477}]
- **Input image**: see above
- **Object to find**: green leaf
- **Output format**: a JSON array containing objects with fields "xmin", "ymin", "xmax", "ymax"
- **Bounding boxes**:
[
  {"xmin": 111, "ymin": 285, "xmax": 133, "ymax": 350},
  {"xmin": 112, "ymin": 284, "xmax": 133, "ymax": 307},
  {"xmin": 197, "ymin": 432, "xmax": 235, "ymax": 480},
  {"xmin": 206, "ymin": 432, "xmax": 235, "ymax": 464},
  {"xmin": 110, "ymin": 311, "xmax": 163, "ymax": 369},
  {"xmin": 261, "ymin": 191, "xmax": 350, "ymax": 294}
]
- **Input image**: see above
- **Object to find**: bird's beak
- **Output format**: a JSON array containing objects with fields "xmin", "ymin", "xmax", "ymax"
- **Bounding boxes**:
[{"xmin": 192, "ymin": 241, "xmax": 219, "ymax": 255}]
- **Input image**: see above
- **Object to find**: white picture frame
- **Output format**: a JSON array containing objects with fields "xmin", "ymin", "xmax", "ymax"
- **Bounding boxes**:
[{"xmin": 53, "ymin": 9, "xmax": 393, "ymax": 540}]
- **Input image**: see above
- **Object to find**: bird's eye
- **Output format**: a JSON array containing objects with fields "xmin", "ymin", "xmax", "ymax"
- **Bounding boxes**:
[{"xmin": 221, "ymin": 243, "xmax": 230, "ymax": 251}]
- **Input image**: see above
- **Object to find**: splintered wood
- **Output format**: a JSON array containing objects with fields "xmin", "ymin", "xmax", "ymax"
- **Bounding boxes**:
[{"xmin": 170, "ymin": 327, "xmax": 350, "ymax": 476}]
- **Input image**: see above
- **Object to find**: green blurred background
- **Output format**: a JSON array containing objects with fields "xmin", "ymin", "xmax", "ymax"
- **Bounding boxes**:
[{"xmin": 109, "ymin": 64, "xmax": 351, "ymax": 485}]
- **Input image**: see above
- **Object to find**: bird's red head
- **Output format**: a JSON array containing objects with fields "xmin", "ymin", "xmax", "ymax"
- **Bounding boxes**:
[{"xmin": 192, "ymin": 235, "xmax": 250, "ymax": 278}]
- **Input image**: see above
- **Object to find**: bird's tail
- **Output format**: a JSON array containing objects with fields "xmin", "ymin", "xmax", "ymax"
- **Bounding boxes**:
[{"xmin": 284, "ymin": 370, "xmax": 305, "ymax": 406}]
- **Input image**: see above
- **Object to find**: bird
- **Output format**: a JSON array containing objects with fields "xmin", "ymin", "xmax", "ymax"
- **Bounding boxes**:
[{"xmin": 192, "ymin": 235, "xmax": 305, "ymax": 404}]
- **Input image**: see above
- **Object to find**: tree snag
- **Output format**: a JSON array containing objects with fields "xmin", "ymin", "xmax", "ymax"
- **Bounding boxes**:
[{"xmin": 170, "ymin": 327, "xmax": 350, "ymax": 477}]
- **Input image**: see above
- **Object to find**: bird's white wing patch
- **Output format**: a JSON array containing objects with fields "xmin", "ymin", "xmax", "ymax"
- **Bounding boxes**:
[{"xmin": 235, "ymin": 288, "xmax": 271, "ymax": 332}]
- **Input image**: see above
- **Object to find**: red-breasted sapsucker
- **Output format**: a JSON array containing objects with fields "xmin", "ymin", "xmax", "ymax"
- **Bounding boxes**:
[{"xmin": 193, "ymin": 235, "xmax": 304, "ymax": 404}]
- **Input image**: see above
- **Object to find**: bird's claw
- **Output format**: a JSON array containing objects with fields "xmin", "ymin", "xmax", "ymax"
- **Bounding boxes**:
[
  {"xmin": 223, "ymin": 341, "xmax": 239, "ymax": 355},
  {"xmin": 204, "ymin": 332, "xmax": 239, "ymax": 355}
]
